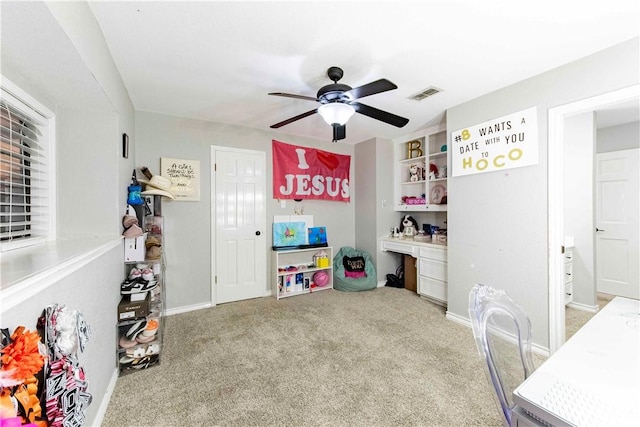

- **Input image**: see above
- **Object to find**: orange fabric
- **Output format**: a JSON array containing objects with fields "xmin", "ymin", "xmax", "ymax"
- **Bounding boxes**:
[
  {"xmin": 0, "ymin": 327, "xmax": 45, "ymax": 383},
  {"xmin": 12, "ymin": 376, "xmax": 46, "ymax": 426},
  {"xmin": 0, "ymin": 387, "xmax": 17, "ymax": 418}
]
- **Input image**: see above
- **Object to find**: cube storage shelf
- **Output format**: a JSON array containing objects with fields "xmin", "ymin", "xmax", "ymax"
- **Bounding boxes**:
[{"xmin": 273, "ymin": 246, "xmax": 333, "ymax": 299}]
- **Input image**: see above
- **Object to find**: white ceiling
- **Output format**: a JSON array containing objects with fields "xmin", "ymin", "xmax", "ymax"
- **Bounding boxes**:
[{"xmin": 87, "ymin": 0, "xmax": 639, "ymax": 143}]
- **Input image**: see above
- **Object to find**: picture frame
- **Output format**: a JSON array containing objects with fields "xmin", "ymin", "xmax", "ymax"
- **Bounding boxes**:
[{"xmin": 122, "ymin": 133, "xmax": 129, "ymax": 159}]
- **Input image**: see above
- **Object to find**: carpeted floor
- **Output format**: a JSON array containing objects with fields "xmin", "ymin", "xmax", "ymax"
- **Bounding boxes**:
[
  {"xmin": 565, "ymin": 292, "xmax": 613, "ymax": 340},
  {"xmin": 102, "ymin": 287, "xmax": 531, "ymax": 426}
]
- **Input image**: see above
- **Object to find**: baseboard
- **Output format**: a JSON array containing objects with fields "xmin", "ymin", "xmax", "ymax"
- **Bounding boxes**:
[
  {"xmin": 377, "ymin": 280, "xmax": 386, "ymax": 288},
  {"xmin": 567, "ymin": 301, "xmax": 599, "ymax": 313},
  {"xmin": 445, "ymin": 311, "xmax": 550, "ymax": 357},
  {"xmin": 165, "ymin": 302, "xmax": 213, "ymax": 316},
  {"xmin": 90, "ymin": 367, "xmax": 118, "ymax": 426}
]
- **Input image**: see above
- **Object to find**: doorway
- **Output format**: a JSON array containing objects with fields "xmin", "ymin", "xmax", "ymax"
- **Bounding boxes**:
[
  {"xmin": 211, "ymin": 146, "xmax": 267, "ymax": 304},
  {"xmin": 595, "ymin": 149, "xmax": 640, "ymax": 299},
  {"xmin": 548, "ymin": 84, "xmax": 640, "ymax": 353}
]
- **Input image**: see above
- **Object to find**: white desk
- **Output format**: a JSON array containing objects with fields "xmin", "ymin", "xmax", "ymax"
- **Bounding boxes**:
[
  {"xmin": 380, "ymin": 237, "xmax": 448, "ymax": 304},
  {"xmin": 513, "ymin": 297, "xmax": 640, "ymax": 426}
]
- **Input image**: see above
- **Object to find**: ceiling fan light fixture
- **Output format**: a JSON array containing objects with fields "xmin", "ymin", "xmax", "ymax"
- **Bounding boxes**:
[{"xmin": 318, "ymin": 103, "xmax": 355, "ymax": 126}]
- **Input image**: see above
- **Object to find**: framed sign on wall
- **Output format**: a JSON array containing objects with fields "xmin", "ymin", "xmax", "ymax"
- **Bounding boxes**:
[
  {"xmin": 451, "ymin": 107, "xmax": 538, "ymax": 177},
  {"xmin": 160, "ymin": 157, "xmax": 200, "ymax": 201}
]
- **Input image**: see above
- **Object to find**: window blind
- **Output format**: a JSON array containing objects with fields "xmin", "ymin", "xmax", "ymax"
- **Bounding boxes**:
[{"xmin": 0, "ymin": 90, "xmax": 50, "ymax": 248}]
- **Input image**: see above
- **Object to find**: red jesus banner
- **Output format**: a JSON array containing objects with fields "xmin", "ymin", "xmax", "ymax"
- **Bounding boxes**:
[{"xmin": 272, "ymin": 140, "xmax": 351, "ymax": 202}]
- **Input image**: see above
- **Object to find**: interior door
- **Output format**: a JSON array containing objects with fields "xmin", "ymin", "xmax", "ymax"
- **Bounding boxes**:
[
  {"xmin": 212, "ymin": 147, "xmax": 267, "ymax": 304},
  {"xmin": 595, "ymin": 148, "xmax": 639, "ymax": 298}
]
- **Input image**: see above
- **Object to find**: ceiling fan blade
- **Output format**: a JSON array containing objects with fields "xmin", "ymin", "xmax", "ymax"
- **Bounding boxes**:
[
  {"xmin": 344, "ymin": 79, "xmax": 397, "ymax": 100},
  {"xmin": 268, "ymin": 92, "xmax": 318, "ymax": 102},
  {"xmin": 270, "ymin": 109, "xmax": 318, "ymax": 128},
  {"xmin": 352, "ymin": 102, "xmax": 409, "ymax": 128}
]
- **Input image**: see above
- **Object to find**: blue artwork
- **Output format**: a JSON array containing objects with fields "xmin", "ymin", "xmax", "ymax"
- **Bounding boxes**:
[
  {"xmin": 273, "ymin": 222, "xmax": 307, "ymax": 247},
  {"xmin": 308, "ymin": 227, "xmax": 327, "ymax": 244}
]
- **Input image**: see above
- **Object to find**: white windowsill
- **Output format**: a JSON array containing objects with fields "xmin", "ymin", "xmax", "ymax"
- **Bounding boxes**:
[{"xmin": 1, "ymin": 236, "xmax": 122, "ymax": 311}]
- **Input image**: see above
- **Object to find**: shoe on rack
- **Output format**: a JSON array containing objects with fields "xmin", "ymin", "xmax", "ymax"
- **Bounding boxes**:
[
  {"xmin": 146, "ymin": 343, "xmax": 160, "ymax": 355},
  {"xmin": 128, "ymin": 268, "xmax": 141, "ymax": 280},
  {"xmin": 119, "ymin": 336, "xmax": 137, "ymax": 349},
  {"xmin": 126, "ymin": 346, "xmax": 147, "ymax": 359},
  {"xmin": 141, "ymin": 268, "xmax": 154, "ymax": 281},
  {"xmin": 136, "ymin": 333, "xmax": 155, "ymax": 344},
  {"xmin": 121, "ymin": 278, "xmax": 158, "ymax": 295},
  {"xmin": 125, "ymin": 320, "xmax": 147, "ymax": 340}
]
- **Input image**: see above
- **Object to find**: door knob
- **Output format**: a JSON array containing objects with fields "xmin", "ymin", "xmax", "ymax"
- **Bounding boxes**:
[
  {"xmin": 255, "ymin": 231, "xmax": 261, "ymax": 236},
  {"xmin": 596, "ymin": 227, "xmax": 605, "ymax": 232}
]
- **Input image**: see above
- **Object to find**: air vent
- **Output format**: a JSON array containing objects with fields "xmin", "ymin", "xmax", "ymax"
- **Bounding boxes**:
[{"xmin": 409, "ymin": 86, "xmax": 442, "ymax": 101}]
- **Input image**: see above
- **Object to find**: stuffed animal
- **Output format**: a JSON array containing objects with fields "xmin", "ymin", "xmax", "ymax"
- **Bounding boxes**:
[
  {"xmin": 399, "ymin": 215, "xmax": 419, "ymax": 235},
  {"xmin": 409, "ymin": 164, "xmax": 420, "ymax": 182}
]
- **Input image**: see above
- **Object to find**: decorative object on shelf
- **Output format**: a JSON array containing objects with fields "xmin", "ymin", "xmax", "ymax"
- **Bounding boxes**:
[
  {"xmin": 403, "ymin": 197, "xmax": 426, "ymax": 205},
  {"xmin": 273, "ymin": 222, "xmax": 307, "ymax": 248},
  {"xmin": 313, "ymin": 250, "xmax": 330, "ymax": 268},
  {"xmin": 429, "ymin": 163, "xmax": 438, "ymax": 179},
  {"xmin": 313, "ymin": 270, "xmax": 330, "ymax": 287},
  {"xmin": 430, "ymin": 185, "xmax": 446, "ymax": 204},
  {"xmin": 307, "ymin": 227, "xmax": 327, "ymax": 245},
  {"xmin": 440, "ymin": 144, "xmax": 447, "ymax": 152},
  {"xmin": 406, "ymin": 140, "xmax": 423, "ymax": 159},
  {"xmin": 399, "ymin": 215, "xmax": 418, "ymax": 237},
  {"xmin": 409, "ymin": 162, "xmax": 425, "ymax": 182}
]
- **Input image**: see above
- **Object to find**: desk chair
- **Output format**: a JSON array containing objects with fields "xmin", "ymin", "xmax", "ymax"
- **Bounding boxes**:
[{"xmin": 468, "ymin": 284, "xmax": 543, "ymax": 427}]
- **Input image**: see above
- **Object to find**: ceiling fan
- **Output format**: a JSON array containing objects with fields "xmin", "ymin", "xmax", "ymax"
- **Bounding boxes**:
[{"xmin": 269, "ymin": 66, "xmax": 409, "ymax": 142}]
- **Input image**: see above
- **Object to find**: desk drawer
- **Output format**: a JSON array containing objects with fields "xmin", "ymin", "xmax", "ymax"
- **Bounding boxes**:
[
  {"xmin": 381, "ymin": 240, "xmax": 417, "ymax": 256},
  {"xmin": 564, "ymin": 264, "xmax": 573, "ymax": 285},
  {"xmin": 418, "ymin": 258, "xmax": 447, "ymax": 282},
  {"xmin": 419, "ymin": 276, "xmax": 447, "ymax": 303},
  {"xmin": 418, "ymin": 246, "xmax": 447, "ymax": 261}
]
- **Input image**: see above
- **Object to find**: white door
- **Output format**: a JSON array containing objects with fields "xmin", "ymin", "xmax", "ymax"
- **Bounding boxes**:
[
  {"xmin": 595, "ymin": 148, "xmax": 639, "ymax": 299},
  {"xmin": 212, "ymin": 147, "xmax": 267, "ymax": 304}
]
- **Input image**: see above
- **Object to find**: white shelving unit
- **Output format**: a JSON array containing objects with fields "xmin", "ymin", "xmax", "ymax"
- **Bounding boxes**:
[
  {"xmin": 393, "ymin": 124, "xmax": 448, "ymax": 212},
  {"xmin": 118, "ymin": 197, "xmax": 165, "ymax": 374},
  {"xmin": 272, "ymin": 246, "xmax": 333, "ymax": 299},
  {"xmin": 564, "ymin": 247, "xmax": 574, "ymax": 305}
]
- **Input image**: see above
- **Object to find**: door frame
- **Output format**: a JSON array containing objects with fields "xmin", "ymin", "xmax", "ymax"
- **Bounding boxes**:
[
  {"xmin": 210, "ymin": 145, "xmax": 267, "ymax": 306},
  {"xmin": 548, "ymin": 84, "xmax": 639, "ymax": 354}
]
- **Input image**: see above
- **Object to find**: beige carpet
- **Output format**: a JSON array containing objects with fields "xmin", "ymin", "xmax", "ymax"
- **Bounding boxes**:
[
  {"xmin": 565, "ymin": 292, "xmax": 614, "ymax": 340},
  {"xmin": 102, "ymin": 288, "xmax": 515, "ymax": 426}
]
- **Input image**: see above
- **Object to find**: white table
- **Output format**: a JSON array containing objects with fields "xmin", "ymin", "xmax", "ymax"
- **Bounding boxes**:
[{"xmin": 513, "ymin": 297, "xmax": 640, "ymax": 426}]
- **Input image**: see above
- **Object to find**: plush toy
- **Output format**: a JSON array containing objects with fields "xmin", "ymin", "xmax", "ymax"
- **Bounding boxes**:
[
  {"xmin": 399, "ymin": 215, "xmax": 419, "ymax": 235},
  {"xmin": 409, "ymin": 164, "xmax": 420, "ymax": 182}
]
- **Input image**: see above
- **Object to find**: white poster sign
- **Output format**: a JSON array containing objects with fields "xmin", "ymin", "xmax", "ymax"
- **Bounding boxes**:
[
  {"xmin": 451, "ymin": 107, "xmax": 538, "ymax": 177},
  {"xmin": 161, "ymin": 157, "xmax": 200, "ymax": 201}
]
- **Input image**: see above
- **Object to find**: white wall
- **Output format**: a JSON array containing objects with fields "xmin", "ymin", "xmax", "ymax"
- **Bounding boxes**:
[
  {"xmin": 597, "ymin": 121, "xmax": 640, "ymax": 153},
  {"xmin": 135, "ymin": 111, "xmax": 356, "ymax": 310},
  {"xmin": 564, "ymin": 112, "xmax": 596, "ymax": 306},
  {"xmin": 1, "ymin": 2, "xmax": 136, "ymax": 425},
  {"xmin": 446, "ymin": 37, "xmax": 639, "ymax": 349}
]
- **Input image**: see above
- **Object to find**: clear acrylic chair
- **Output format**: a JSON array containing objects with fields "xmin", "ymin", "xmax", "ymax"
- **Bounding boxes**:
[{"xmin": 468, "ymin": 284, "xmax": 542, "ymax": 427}]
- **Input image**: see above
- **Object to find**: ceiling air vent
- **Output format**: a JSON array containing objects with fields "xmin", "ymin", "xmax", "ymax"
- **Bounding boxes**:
[{"xmin": 409, "ymin": 86, "xmax": 442, "ymax": 101}]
